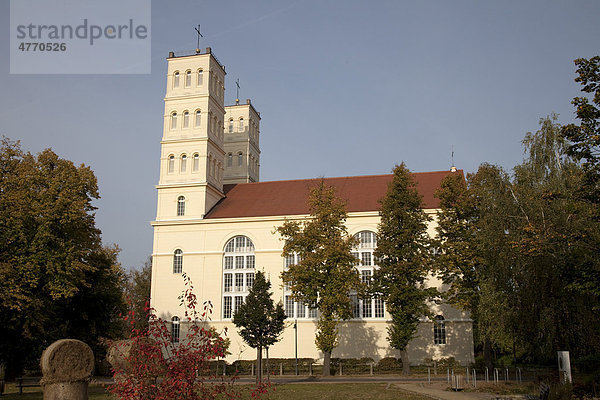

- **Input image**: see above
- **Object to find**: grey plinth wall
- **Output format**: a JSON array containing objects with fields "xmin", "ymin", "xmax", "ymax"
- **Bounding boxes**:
[{"xmin": 40, "ymin": 339, "xmax": 94, "ymax": 400}]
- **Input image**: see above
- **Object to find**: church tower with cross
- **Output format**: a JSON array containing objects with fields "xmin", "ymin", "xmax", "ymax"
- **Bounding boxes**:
[{"xmin": 223, "ymin": 98, "xmax": 261, "ymax": 184}]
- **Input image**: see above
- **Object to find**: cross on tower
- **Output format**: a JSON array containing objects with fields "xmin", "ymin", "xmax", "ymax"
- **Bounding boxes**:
[
  {"xmin": 236, "ymin": 79, "xmax": 241, "ymax": 104},
  {"xmin": 194, "ymin": 25, "xmax": 203, "ymax": 53}
]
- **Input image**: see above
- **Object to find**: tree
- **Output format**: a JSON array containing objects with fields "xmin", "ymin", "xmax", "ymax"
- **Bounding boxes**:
[
  {"xmin": 277, "ymin": 180, "xmax": 362, "ymax": 376},
  {"xmin": 232, "ymin": 271, "xmax": 285, "ymax": 383},
  {"xmin": 372, "ymin": 163, "xmax": 436, "ymax": 374},
  {"xmin": 0, "ymin": 138, "xmax": 126, "ymax": 376},
  {"xmin": 125, "ymin": 257, "xmax": 153, "ymax": 332},
  {"xmin": 561, "ymin": 56, "xmax": 600, "ymax": 203}
]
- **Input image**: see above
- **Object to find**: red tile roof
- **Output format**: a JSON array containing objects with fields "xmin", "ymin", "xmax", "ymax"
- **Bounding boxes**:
[{"xmin": 205, "ymin": 170, "xmax": 462, "ymax": 219}]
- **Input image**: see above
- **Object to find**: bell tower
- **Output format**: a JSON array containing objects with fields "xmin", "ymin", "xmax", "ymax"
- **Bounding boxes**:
[
  {"xmin": 155, "ymin": 48, "xmax": 226, "ymax": 220},
  {"xmin": 223, "ymin": 99, "xmax": 261, "ymax": 184}
]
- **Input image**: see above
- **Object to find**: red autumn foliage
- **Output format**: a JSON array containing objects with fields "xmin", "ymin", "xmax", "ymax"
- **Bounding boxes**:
[{"xmin": 108, "ymin": 273, "xmax": 270, "ymax": 400}]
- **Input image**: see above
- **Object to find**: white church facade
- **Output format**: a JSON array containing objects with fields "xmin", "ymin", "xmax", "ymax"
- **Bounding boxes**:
[{"xmin": 150, "ymin": 48, "xmax": 475, "ymax": 365}]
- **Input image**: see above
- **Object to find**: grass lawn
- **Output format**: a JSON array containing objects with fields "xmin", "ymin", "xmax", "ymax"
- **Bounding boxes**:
[{"xmin": 1, "ymin": 382, "xmax": 429, "ymax": 400}]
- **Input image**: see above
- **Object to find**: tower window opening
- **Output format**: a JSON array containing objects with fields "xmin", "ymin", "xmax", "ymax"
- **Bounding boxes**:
[
  {"xmin": 177, "ymin": 196, "xmax": 185, "ymax": 216},
  {"xmin": 195, "ymin": 110, "xmax": 201, "ymax": 127},
  {"xmin": 193, "ymin": 153, "xmax": 199, "ymax": 172},
  {"xmin": 239, "ymin": 118, "xmax": 244, "ymax": 131},
  {"xmin": 180, "ymin": 154, "xmax": 187, "ymax": 172},
  {"xmin": 171, "ymin": 112, "xmax": 177, "ymax": 130},
  {"xmin": 168, "ymin": 155, "xmax": 175, "ymax": 173},
  {"xmin": 183, "ymin": 111, "xmax": 189, "ymax": 128},
  {"xmin": 228, "ymin": 119, "xmax": 234, "ymax": 133},
  {"xmin": 185, "ymin": 70, "xmax": 191, "ymax": 87},
  {"xmin": 237, "ymin": 152, "xmax": 243, "ymax": 167},
  {"xmin": 173, "ymin": 71, "xmax": 180, "ymax": 88},
  {"xmin": 227, "ymin": 153, "xmax": 233, "ymax": 167},
  {"xmin": 197, "ymin": 69, "xmax": 203, "ymax": 86}
]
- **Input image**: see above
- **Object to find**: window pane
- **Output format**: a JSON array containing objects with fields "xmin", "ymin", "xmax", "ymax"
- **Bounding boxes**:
[
  {"xmin": 173, "ymin": 72, "xmax": 179, "ymax": 88},
  {"xmin": 239, "ymin": 118, "xmax": 244, "ymax": 131},
  {"xmin": 195, "ymin": 111, "xmax": 201, "ymax": 127},
  {"xmin": 296, "ymin": 302, "xmax": 305, "ymax": 318},
  {"xmin": 361, "ymin": 252, "xmax": 371, "ymax": 266},
  {"xmin": 197, "ymin": 70, "xmax": 203, "ymax": 85},
  {"xmin": 185, "ymin": 71, "xmax": 191, "ymax": 87},
  {"xmin": 224, "ymin": 256, "xmax": 233, "ymax": 269},
  {"xmin": 246, "ymin": 273, "xmax": 254, "ymax": 290},
  {"xmin": 235, "ymin": 273, "xmax": 244, "ymax": 291},
  {"xmin": 374, "ymin": 296, "xmax": 384, "ymax": 318},
  {"xmin": 285, "ymin": 296, "xmax": 294, "ymax": 318},
  {"xmin": 183, "ymin": 111, "xmax": 189, "ymax": 128},
  {"xmin": 228, "ymin": 119, "xmax": 234, "ymax": 133},
  {"xmin": 238, "ymin": 153, "xmax": 243, "ymax": 166},
  {"xmin": 246, "ymin": 255, "xmax": 255, "ymax": 269},
  {"xmin": 224, "ymin": 274, "xmax": 232, "ymax": 292},
  {"xmin": 168, "ymin": 156, "xmax": 175, "ymax": 173},
  {"xmin": 227, "ymin": 153, "xmax": 232, "ymax": 167},
  {"xmin": 171, "ymin": 317, "xmax": 180, "ymax": 343},
  {"xmin": 234, "ymin": 296, "xmax": 243, "ymax": 313},
  {"xmin": 235, "ymin": 256, "xmax": 244, "ymax": 269},
  {"xmin": 309, "ymin": 306, "xmax": 318, "ymax": 319},
  {"xmin": 180, "ymin": 155, "xmax": 187, "ymax": 172},
  {"xmin": 361, "ymin": 269, "xmax": 372, "ymax": 284},
  {"xmin": 350, "ymin": 294, "xmax": 359, "ymax": 318},
  {"xmin": 362, "ymin": 298, "xmax": 372, "ymax": 318},
  {"xmin": 171, "ymin": 113, "xmax": 177, "ymax": 129},
  {"xmin": 223, "ymin": 297, "xmax": 232, "ymax": 318},
  {"xmin": 193, "ymin": 154, "xmax": 199, "ymax": 172}
]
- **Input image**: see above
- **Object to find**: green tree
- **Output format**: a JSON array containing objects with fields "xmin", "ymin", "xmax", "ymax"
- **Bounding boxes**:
[
  {"xmin": 373, "ymin": 163, "xmax": 436, "ymax": 374},
  {"xmin": 0, "ymin": 138, "xmax": 126, "ymax": 376},
  {"xmin": 277, "ymin": 180, "xmax": 362, "ymax": 376},
  {"xmin": 561, "ymin": 56, "xmax": 600, "ymax": 203},
  {"xmin": 232, "ymin": 271, "xmax": 285, "ymax": 383},
  {"xmin": 125, "ymin": 257, "xmax": 153, "ymax": 332}
]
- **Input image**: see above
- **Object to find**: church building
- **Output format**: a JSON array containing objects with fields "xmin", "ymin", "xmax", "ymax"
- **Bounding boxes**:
[{"xmin": 150, "ymin": 47, "xmax": 474, "ymax": 365}]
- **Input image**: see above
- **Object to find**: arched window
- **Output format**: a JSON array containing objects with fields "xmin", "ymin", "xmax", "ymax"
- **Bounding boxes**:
[
  {"xmin": 168, "ymin": 155, "xmax": 175, "ymax": 173},
  {"xmin": 195, "ymin": 110, "xmax": 201, "ymax": 127},
  {"xmin": 177, "ymin": 196, "xmax": 185, "ymax": 216},
  {"xmin": 170, "ymin": 112, "xmax": 177, "ymax": 130},
  {"xmin": 185, "ymin": 70, "xmax": 191, "ymax": 87},
  {"xmin": 171, "ymin": 316, "xmax": 180, "ymax": 343},
  {"xmin": 173, "ymin": 249, "xmax": 183, "ymax": 274},
  {"xmin": 351, "ymin": 231, "xmax": 383, "ymax": 319},
  {"xmin": 237, "ymin": 152, "xmax": 243, "ymax": 167},
  {"xmin": 228, "ymin": 119, "xmax": 234, "ymax": 133},
  {"xmin": 173, "ymin": 71, "xmax": 180, "ymax": 88},
  {"xmin": 193, "ymin": 153, "xmax": 199, "ymax": 172},
  {"xmin": 227, "ymin": 153, "xmax": 233, "ymax": 167},
  {"xmin": 180, "ymin": 154, "xmax": 187, "ymax": 173},
  {"xmin": 239, "ymin": 118, "xmax": 244, "ymax": 131},
  {"xmin": 183, "ymin": 111, "xmax": 189, "ymax": 128},
  {"xmin": 197, "ymin": 69, "xmax": 203, "ymax": 86},
  {"xmin": 222, "ymin": 236, "xmax": 255, "ymax": 319},
  {"xmin": 434, "ymin": 315, "xmax": 446, "ymax": 344}
]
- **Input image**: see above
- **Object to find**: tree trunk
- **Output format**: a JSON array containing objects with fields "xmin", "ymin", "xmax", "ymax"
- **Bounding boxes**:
[
  {"xmin": 483, "ymin": 337, "xmax": 493, "ymax": 371},
  {"xmin": 266, "ymin": 347, "xmax": 270, "ymax": 383},
  {"xmin": 256, "ymin": 345, "xmax": 262, "ymax": 384},
  {"xmin": 400, "ymin": 349, "xmax": 410, "ymax": 375},
  {"xmin": 322, "ymin": 351, "xmax": 331, "ymax": 376}
]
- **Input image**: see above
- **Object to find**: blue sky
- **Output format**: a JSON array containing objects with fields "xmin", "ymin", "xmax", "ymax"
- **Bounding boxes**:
[{"xmin": 1, "ymin": 0, "xmax": 599, "ymax": 269}]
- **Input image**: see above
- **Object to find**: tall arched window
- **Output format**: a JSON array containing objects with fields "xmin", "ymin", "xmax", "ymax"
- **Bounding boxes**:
[
  {"xmin": 168, "ymin": 155, "xmax": 175, "ymax": 173},
  {"xmin": 227, "ymin": 153, "xmax": 233, "ymax": 167},
  {"xmin": 434, "ymin": 315, "xmax": 446, "ymax": 344},
  {"xmin": 197, "ymin": 69, "xmax": 203, "ymax": 85},
  {"xmin": 173, "ymin": 71, "xmax": 180, "ymax": 88},
  {"xmin": 351, "ymin": 231, "xmax": 384, "ymax": 318},
  {"xmin": 177, "ymin": 196, "xmax": 185, "ymax": 216},
  {"xmin": 185, "ymin": 70, "xmax": 191, "ymax": 87},
  {"xmin": 237, "ymin": 152, "xmax": 243, "ymax": 167},
  {"xmin": 223, "ymin": 236, "xmax": 255, "ymax": 319},
  {"xmin": 239, "ymin": 117, "xmax": 244, "ymax": 131},
  {"xmin": 183, "ymin": 111, "xmax": 189, "ymax": 128},
  {"xmin": 180, "ymin": 155, "xmax": 187, "ymax": 172},
  {"xmin": 228, "ymin": 119, "xmax": 234, "ymax": 133},
  {"xmin": 195, "ymin": 110, "xmax": 201, "ymax": 127},
  {"xmin": 173, "ymin": 249, "xmax": 183, "ymax": 274},
  {"xmin": 193, "ymin": 154, "xmax": 199, "ymax": 172},
  {"xmin": 171, "ymin": 112, "xmax": 177, "ymax": 130},
  {"xmin": 171, "ymin": 316, "xmax": 180, "ymax": 343}
]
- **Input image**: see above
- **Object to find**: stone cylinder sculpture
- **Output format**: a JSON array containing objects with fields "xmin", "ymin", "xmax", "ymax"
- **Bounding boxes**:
[{"xmin": 40, "ymin": 339, "xmax": 94, "ymax": 400}]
